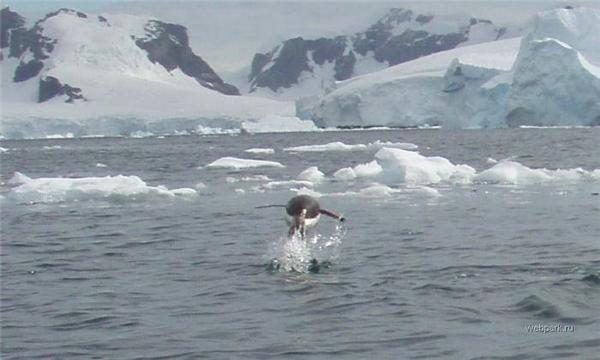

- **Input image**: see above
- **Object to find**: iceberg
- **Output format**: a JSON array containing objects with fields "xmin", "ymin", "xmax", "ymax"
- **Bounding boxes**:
[
  {"xmin": 506, "ymin": 37, "xmax": 600, "ymax": 126},
  {"xmin": 307, "ymin": 7, "xmax": 600, "ymax": 129}
]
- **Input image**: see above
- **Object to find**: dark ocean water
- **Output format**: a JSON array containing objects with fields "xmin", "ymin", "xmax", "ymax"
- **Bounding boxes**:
[{"xmin": 1, "ymin": 128, "xmax": 599, "ymax": 359}]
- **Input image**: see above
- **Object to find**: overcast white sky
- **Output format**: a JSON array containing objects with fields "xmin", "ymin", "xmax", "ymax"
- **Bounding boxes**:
[{"xmin": 5, "ymin": 1, "xmax": 600, "ymax": 73}]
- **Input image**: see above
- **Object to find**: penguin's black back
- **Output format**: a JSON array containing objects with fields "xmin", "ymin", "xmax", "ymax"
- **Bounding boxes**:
[{"xmin": 286, "ymin": 195, "xmax": 321, "ymax": 219}]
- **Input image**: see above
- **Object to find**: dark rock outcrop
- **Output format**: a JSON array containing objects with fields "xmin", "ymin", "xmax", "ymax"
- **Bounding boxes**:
[
  {"xmin": 249, "ymin": 7, "xmax": 507, "ymax": 94},
  {"xmin": 136, "ymin": 20, "xmax": 240, "ymax": 95},
  {"xmin": 5, "ymin": 7, "xmax": 58, "ymax": 81},
  {"xmin": 250, "ymin": 37, "xmax": 309, "ymax": 91},
  {"xmin": 1, "ymin": 7, "xmax": 26, "ymax": 50},
  {"xmin": 38, "ymin": 76, "xmax": 85, "ymax": 103},
  {"xmin": 249, "ymin": 36, "xmax": 354, "ymax": 91},
  {"xmin": 13, "ymin": 60, "xmax": 44, "ymax": 82}
]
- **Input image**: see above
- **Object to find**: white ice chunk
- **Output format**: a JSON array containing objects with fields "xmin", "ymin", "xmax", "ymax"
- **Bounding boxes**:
[
  {"xmin": 244, "ymin": 148, "xmax": 275, "ymax": 154},
  {"xmin": 290, "ymin": 187, "xmax": 322, "ymax": 198},
  {"xmin": 297, "ymin": 166, "xmax": 325, "ymax": 183},
  {"xmin": 334, "ymin": 160, "xmax": 383, "ymax": 181},
  {"xmin": 354, "ymin": 160, "xmax": 383, "ymax": 178},
  {"xmin": 284, "ymin": 141, "xmax": 418, "ymax": 152},
  {"xmin": 284, "ymin": 141, "xmax": 364, "ymax": 152},
  {"xmin": 8, "ymin": 172, "xmax": 31, "ymax": 185},
  {"xmin": 333, "ymin": 167, "xmax": 357, "ymax": 181},
  {"xmin": 375, "ymin": 147, "xmax": 476, "ymax": 185},
  {"xmin": 206, "ymin": 157, "xmax": 285, "ymax": 170},
  {"xmin": 263, "ymin": 180, "xmax": 314, "ymax": 190}
]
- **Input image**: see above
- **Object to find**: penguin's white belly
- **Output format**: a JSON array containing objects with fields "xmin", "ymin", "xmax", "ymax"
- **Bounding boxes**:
[
  {"xmin": 304, "ymin": 214, "xmax": 321, "ymax": 228},
  {"xmin": 285, "ymin": 214, "xmax": 321, "ymax": 228}
]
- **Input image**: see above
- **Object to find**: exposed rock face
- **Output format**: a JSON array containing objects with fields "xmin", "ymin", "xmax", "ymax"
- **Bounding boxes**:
[
  {"xmin": 13, "ymin": 60, "xmax": 44, "ymax": 82},
  {"xmin": 249, "ymin": 36, "xmax": 353, "ymax": 91},
  {"xmin": 39, "ymin": 76, "xmax": 85, "ymax": 103},
  {"xmin": 3, "ymin": 9, "xmax": 83, "ymax": 100},
  {"xmin": 249, "ymin": 8, "xmax": 507, "ymax": 94},
  {"xmin": 1, "ymin": 7, "xmax": 26, "ymax": 50},
  {"xmin": 136, "ymin": 20, "xmax": 239, "ymax": 95}
]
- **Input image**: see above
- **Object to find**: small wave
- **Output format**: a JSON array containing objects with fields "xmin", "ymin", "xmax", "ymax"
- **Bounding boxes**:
[
  {"xmin": 512, "ymin": 295, "xmax": 562, "ymax": 319},
  {"xmin": 581, "ymin": 274, "xmax": 600, "ymax": 285},
  {"xmin": 413, "ymin": 283, "xmax": 465, "ymax": 293},
  {"xmin": 51, "ymin": 315, "xmax": 117, "ymax": 331}
]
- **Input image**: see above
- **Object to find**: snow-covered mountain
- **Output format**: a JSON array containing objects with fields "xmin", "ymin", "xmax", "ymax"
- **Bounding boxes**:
[
  {"xmin": 304, "ymin": 7, "xmax": 600, "ymax": 129},
  {"xmin": 0, "ymin": 7, "xmax": 296, "ymax": 139},
  {"xmin": 247, "ymin": 8, "xmax": 518, "ymax": 99}
]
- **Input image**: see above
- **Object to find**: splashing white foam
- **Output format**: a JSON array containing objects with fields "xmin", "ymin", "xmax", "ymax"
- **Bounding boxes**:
[{"xmin": 266, "ymin": 223, "xmax": 346, "ymax": 273}]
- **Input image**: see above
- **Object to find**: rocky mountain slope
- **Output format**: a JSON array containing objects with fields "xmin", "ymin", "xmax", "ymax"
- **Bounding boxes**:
[
  {"xmin": 0, "ymin": 7, "xmax": 295, "ymax": 138},
  {"xmin": 248, "ymin": 8, "xmax": 516, "ymax": 98}
]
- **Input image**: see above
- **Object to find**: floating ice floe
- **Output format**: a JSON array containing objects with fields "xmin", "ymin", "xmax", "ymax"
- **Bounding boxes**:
[
  {"xmin": 474, "ymin": 161, "xmax": 600, "ymax": 185},
  {"xmin": 244, "ymin": 148, "xmax": 275, "ymax": 154},
  {"xmin": 290, "ymin": 187, "xmax": 322, "ymax": 198},
  {"xmin": 262, "ymin": 180, "xmax": 315, "ymax": 190},
  {"xmin": 130, "ymin": 130, "xmax": 155, "ymax": 138},
  {"xmin": 96, "ymin": 163, "xmax": 108, "ymax": 168},
  {"xmin": 226, "ymin": 175, "xmax": 272, "ymax": 183},
  {"xmin": 334, "ymin": 160, "xmax": 385, "ymax": 181},
  {"xmin": 206, "ymin": 157, "xmax": 285, "ymax": 170},
  {"xmin": 7, "ymin": 172, "xmax": 197, "ymax": 204},
  {"xmin": 297, "ymin": 166, "xmax": 325, "ymax": 183},
  {"xmin": 0, "ymin": 147, "xmax": 8, "ymax": 153},
  {"xmin": 334, "ymin": 147, "xmax": 600, "ymax": 186},
  {"xmin": 283, "ymin": 140, "xmax": 418, "ymax": 152},
  {"xmin": 338, "ymin": 184, "xmax": 404, "ymax": 198},
  {"xmin": 333, "ymin": 167, "xmax": 357, "ymax": 181}
]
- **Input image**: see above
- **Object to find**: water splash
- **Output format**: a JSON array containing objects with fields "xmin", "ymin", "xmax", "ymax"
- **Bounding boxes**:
[{"xmin": 265, "ymin": 223, "xmax": 346, "ymax": 273}]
